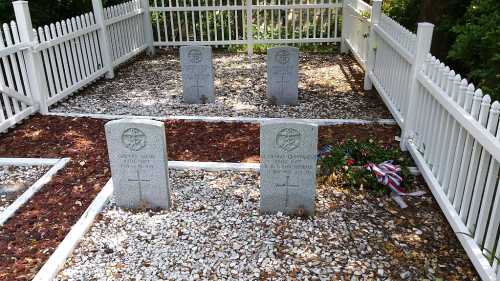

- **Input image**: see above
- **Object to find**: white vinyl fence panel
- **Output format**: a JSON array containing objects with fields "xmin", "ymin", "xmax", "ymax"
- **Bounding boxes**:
[
  {"xmin": 368, "ymin": 14, "xmax": 416, "ymax": 126},
  {"xmin": 104, "ymin": 0, "xmax": 148, "ymax": 66},
  {"xmin": 34, "ymin": 13, "xmax": 106, "ymax": 106},
  {"xmin": 353, "ymin": 1, "xmax": 500, "ymax": 280},
  {"xmin": 407, "ymin": 55, "xmax": 500, "ymax": 281},
  {"xmin": 340, "ymin": 0, "xmax": 370, "ymax": 68},
  {"xmin": 0, "ymin": 21, "xmax": 37, "ymax": 132},
  {"xmin": 150, "ymin": 0, "xmax": 342, "ymax": 50}
]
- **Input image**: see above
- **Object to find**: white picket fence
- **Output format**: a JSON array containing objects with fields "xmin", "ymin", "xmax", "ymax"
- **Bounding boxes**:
[
  {"xmin": 340, "ymin": 0, "xmax": 370, "ymax": 67},
  {"xmin": 344, "ymin": 0, "xmax": 500, "ymax": 279},
  {"xmin": 104, "ymin": 0, "xmax": 150, "ymax": 66},
  {"xmin": 150, "ymin": 0, "xmax": 342, "ymax": 54},
  {"xmin": 34, "ymin": 13, "xmax": 106, "ymax": 106}
]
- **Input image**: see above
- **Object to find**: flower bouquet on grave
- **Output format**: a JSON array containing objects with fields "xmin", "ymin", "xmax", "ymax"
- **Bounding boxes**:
[{"xmin": 317, "ymin": 138, "xmax": 416, "ymax": 196}]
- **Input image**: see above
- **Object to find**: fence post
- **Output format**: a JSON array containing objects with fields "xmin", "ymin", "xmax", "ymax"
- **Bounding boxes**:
[
  {"xmin": 140, "ymin": 0, "xmax": 156, "ymax": 55},
  {"xmin": 400, "ymin": 22, "xmax": 434, "ymax": 151},
  {"xmin": 340, "ymin": 0, "xmax": 349, "ymax": 53},
  {"xmin": 92, "ymin": 0, "xmax": 114, "ymax": 79},
  {"xmin": 13, "ymin": 1, "xmax": 49, "ymax": 114},
  {"xmin": 246, "ymin": 0, "xmax": 253, "ymax": 58},
  {"xmin": 363, "ymin": 0, "xmax": 382, "ymax": 90}
]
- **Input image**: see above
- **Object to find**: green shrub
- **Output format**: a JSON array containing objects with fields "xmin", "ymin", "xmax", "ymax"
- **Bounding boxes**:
[{"xmin": 448, "ymin": 0, "xmax": 500, "ymax": 101}]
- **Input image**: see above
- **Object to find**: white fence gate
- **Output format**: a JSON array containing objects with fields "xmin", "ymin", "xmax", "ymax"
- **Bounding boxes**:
[{"xmin": 150, "ymin": 0, "xmax": 342, "ymax": 54}]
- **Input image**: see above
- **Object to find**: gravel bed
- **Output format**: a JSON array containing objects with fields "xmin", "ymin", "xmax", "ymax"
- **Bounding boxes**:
[
  {"xmin": 56, "ymin": 170, "xmax": 478, "ymax": 280},
  {"xmin": 0, "ymin": 165, "xmax": 50, "ymax": 213},
  {"xmin": 51, "ymin": 51, "xmax": 392, "ymax": 119}
]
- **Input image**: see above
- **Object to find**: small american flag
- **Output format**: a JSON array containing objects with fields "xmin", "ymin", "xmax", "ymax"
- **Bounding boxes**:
[{"xmin": 366, "ymin": 161, "xmax": 425, "ymax": 196}]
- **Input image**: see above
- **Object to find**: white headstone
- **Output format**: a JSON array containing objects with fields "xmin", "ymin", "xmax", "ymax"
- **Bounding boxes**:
[
  {"xmin": 180, "ymin": 46, "xmax": 215, "ymax": 104},
  {"xmin": 260, "ymin": 122, "xmax": 318, "ymax": 216},
  {"xmin": 267, "ymin": 46, "xmax": 299, "ymax": 105},
  {"xmin": 105, "ymin": 119, "xmax": 170, "ymax": 209}
]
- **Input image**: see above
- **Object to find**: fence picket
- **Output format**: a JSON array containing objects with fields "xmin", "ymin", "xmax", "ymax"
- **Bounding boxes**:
[
  {"xmin": 72, "ymin": 17, "xmax": 89, "ymax": 80},
  {"xmin": 76, "ymin": 17, "xmax": 92, "ymax": 77},
  {"xmin": 10, "ymin": 21, "xmax": 32, "ymax": 110},
  {"xmin": 84, "ymin": 14, "xmax": 98, "ymax": 73},
  {"xmin": 45, "ymin": 25, "xmax": 62, "ymax": 95},
  {"xmin": 453, "ymin": 89, "xmax": 483, "ymax": 212},
  {"xmin": 0, "ymin": 30, "xmax": 15, "ymax": 119},
  {"xmin": 446, "ymin": 81, "xmax": 473, "ymax": 202},
  {"xmin": 4, "ymin": 23, "xmax": 23, "ymax": 113},
  {"xmin": 436, "ymin": 70, "xmax": 456, "ymax": 185},
  {"xmin": 429, "ymin": 64, "xmax": 448, "ymax": 174},
  {"xmin": 441, "ymin": 78, "xmax": 463, "ymax": 192},
  {"xmin": 66, "ymin": 18, "xmax": 85, "ymax": 81},
  {"xmin": 1, "ymin": 24, "xmax": 21, "ymax": 114},
  {"xmin": 469, "ymin": 101, "xmax": 499, "ymax": 236},
  {"xmin": 50, "ymin": 23, "xmax": 68, "ymax": 91},
  {"xmin": 124, "ymin": 4, "xmax": 134, "ymax": 53},
  {"xmin": 483, "ymin": 181, "xmax": 500, "ymax": 266},
  {"xmin": 89, "ymin": 14, "xmax": 103, "ymax": 69},
  {"xmin": 459, "ymin": 93, "xmax": 490, "ymax": 221},
  {"xmin": 56, "ymin": 22, "xmax": 73, "ymax": 87}
]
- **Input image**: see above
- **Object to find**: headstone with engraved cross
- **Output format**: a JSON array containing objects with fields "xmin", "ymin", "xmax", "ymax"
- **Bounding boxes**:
[
  {"xmin": 180, "ymin": 46, "xmax": 215, "ymax": 104},
  {"xmin": 260, "ymin": 121, "xmax": 318, "ymax": 216},
  {"xmin": 105, "ymin": 119, "xmax": 170, "ymax": 209},
  {"xmin": 267, "ymin": 46, "xmax": 299, "ymax": 105}
]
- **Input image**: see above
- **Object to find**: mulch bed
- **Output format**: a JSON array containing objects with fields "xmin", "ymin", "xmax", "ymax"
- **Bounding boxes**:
[{"xmin": 0, "ymin": 115, "xmax": 401, "ymax": 280}]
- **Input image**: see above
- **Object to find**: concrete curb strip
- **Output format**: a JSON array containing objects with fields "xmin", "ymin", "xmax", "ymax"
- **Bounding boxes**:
[
  {"xmin": 47, "ymin": 112, "xmax": 397, "ymax": 126},
  {"xmin": 0, "ymin": 158, "xmax": 70, "ymax": 226},
  {"xmin": 32, "ymin": 179, "xmax": 114, "ymax": 281}
]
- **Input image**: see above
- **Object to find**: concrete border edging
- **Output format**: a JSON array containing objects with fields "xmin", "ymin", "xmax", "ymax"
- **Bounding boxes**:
[
  {"xmin": 0, "ymin": 158, "xmax": 61, "ymax": 166},
  {"xmin": 32, "ymin": 179, "xmax": 114, "ymax": 281},
  {"xmin": 47, "ymin": 112, "xmax": 397, "ymax": 126},
  {"xmin": 0, "ymin": 158, "xmax": 70, "ymax": 226},
  {"xmin": 169, "ymin": 161, "xmax": 260, "ymax": 171}
]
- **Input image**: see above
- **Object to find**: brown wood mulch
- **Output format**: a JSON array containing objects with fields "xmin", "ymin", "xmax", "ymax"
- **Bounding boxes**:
[{"xmin": 0, "ymin": 115, "xmax": 400, "ymax": 281}]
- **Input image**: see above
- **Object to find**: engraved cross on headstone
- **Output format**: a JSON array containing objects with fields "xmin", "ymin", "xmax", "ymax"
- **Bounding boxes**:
[
  {"xmin": 276, "ymin": 71, "xmax": 289, "ymax": 99},
  {"xmin": 128, "ymin": 170, "xmax": 150, "ymax": 202},
  {"xmin": 276, "ymin": 175, "xmax": 300, "ymax": 209},
  {"xmin": 190, "ymin": 73, "xmax": 205, "ymax": 101}
]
